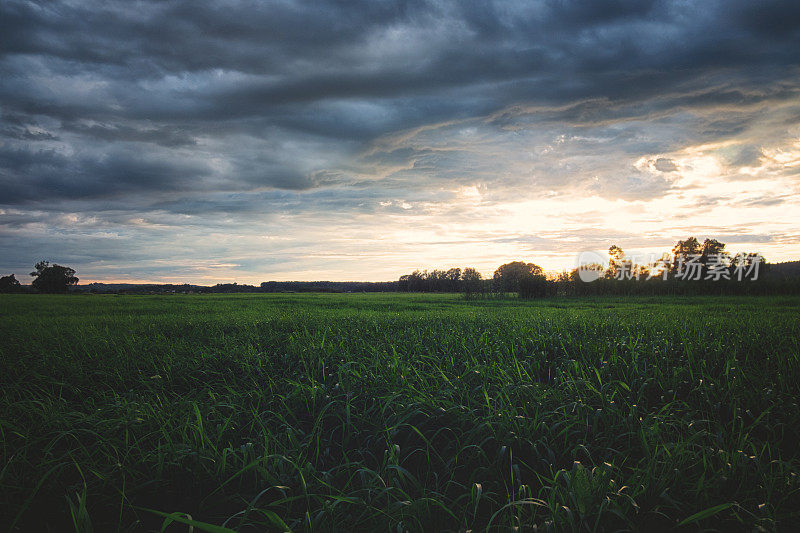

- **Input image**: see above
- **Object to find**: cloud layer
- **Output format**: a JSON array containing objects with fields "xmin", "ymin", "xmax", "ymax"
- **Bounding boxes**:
[{"xmin": 1, "ymin": 0, "xmax": 799, "ymax": 281}]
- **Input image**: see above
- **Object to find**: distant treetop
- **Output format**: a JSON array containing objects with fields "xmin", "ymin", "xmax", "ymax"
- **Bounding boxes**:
[{"xmin": 29, "ymin": 261, "xmax": 79, "ymax": 294}]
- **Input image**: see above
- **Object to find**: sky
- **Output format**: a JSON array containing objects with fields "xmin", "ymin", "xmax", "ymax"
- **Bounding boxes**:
[{"xmin": 1, "ymin": 0, "xmax": 799, "ymax": 284}]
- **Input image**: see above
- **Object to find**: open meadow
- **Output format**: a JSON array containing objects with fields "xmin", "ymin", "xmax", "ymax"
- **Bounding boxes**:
[{"xmin": 1, "ymin": 293, "xmax": 799, "ymax": 531}]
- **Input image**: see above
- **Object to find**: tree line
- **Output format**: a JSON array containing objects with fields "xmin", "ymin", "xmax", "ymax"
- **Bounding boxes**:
[
  {"xmin": 397, "ymin": 267, "xmax": 483, "ymax": 295},
  {"xmin": 0, "ymin": 263, "xmax": 402, "ymax": 294},
  {"xmin": 396, "ymin": 237, "xmax": 800, "ymax": 298},
  {"xmin": 396, "ymin": 262, "xmax": 552, "ymax": 298},
  {"xmin": 3, "ymin": 238, "xmax": 799, "ymax": 296}
]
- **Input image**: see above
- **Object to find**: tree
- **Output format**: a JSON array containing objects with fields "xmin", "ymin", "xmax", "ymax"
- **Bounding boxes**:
[
  {"xmin": 605, "ymin": 245, "xmax": 626, "ymax": 279},
  {"xmin": 461, "ymin": 267, "xmax": 483, "ymax": 298},
  {"xmin": 518, "ymin": 273, "xmax": 549, "ymax": 298},
  {"xmin": 649, "ymin": 253, "xmax": 671, "ymax": 280},
  {"xmin": 569, "ymin": 263, "xmax": 605, "ymax": 282},
  {"xmin": 397, "ymin": 274, "xmax": 410, "ymax": 292},
  {"xmin": 701, "ymin": 238, "xmax": 726, "ymax": 258},
  {"xmin": 493, "ymin": 261, "xmax": 544, "ymax": 293},
  {"xmin": 731, "ymin": 252, "xmax": 766, "ymax": 281},
  {"xmin": 670, "ymin": 237, "xmax": 702, "ymax": 275},
  {"xmin": 700, "ymin": 238, "xmax": 728, "ymax": 267},
  {"xmin": 403, "ymin": 270, "xmax": 424, "ymax": 292},
  {"xmin": 428, "ymin": 269, "xmax": 446, "ymax": 291},
  {"xmin": 0, "ymin": 274, "xmax": 21, "ymax": 293},
  {"xmin": 30, "ymin": 261, "xmax": 79, "ymax": 293},
  {"xmin": 445, "ymin": 268, "xmax": 462, "ymax": 292}
]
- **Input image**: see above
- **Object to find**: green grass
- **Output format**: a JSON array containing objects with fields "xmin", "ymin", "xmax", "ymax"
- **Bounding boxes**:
[{"xmin": 1, "ymin": 293, "xmax": 799, "ymax": 531}]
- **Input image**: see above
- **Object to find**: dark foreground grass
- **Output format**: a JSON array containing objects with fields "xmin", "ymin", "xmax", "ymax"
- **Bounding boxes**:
[{"xmin": 1, "ymin": 293, "xmax": 799, "ymax": 532}]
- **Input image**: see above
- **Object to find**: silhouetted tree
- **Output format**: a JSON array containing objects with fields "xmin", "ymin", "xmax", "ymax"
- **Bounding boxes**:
[
  {"xmin": 701, "ymin": 239, "xmax": 727, "ymax": 261},
  {"xmin": 730, "ymin": 252, "xmax": 766, "ymax": 281},
  {"xmin": 397, "ymin": 275, "xmax": 410, "ymax": 292},
  {"xmin": 461, "ymin": 267, "xmax": 482, "ymax": 298},
  {"xmin": 445, "ymin": 268, "xmax": 462, "ymax": 292},
  {"xmin": 568, "ymin": 263, "xmax": 605, "ymax": 283},
  {"xmin": 428, "ymin": 269, "xmax": 446, "ymax": 291},
  {"xmin": 518, "ymin": 273, "xmax": 549, "ymax": 298},
  {"xmin": 605, "ymin": 245, "xmax": 626, "ymax": 279},
  {"xmin": 670, "ymin": 237, "xmax": 703, "ymax": 276},
  {"xmin": 493, "ymin": 261, "xmax": 543, "ymax": 293},
  {"xmin": 408, "ymin": 270, "xmax": 425, "ymax": 292},
  {"xmin": 29, "ymin": 261, "xmax": 79, "ymax": 293},
  {"xmin": 0, "ymin": 274, "xmax": 21, "ymax": 293},
  {"xmin": 649, "ymin": 253, "xmax": 671, "ymax": 280}
]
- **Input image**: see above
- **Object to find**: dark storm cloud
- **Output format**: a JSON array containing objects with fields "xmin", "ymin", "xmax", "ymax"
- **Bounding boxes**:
[
  {"xmin": 62, "ymin": 121, "xmax": 197, "ymax": 147},
  {"xmin": 1, "ymin": 0, "xmax": 800, "ymax": 279},
  {"xmin": 2, "ymin": 0, "xmax": 798, "ymax": 128},
  {"xmin": 0, "ymin": 143, "xmax": 213, "ymax": 202}
]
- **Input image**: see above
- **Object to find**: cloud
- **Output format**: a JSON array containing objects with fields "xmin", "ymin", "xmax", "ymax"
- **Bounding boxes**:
[
  {"xmin": 1, "ymin": 0, "xmax": 800, "ymax": 280},
  {"xmin": 654, "ymin": 158, "xmax": 678, "ymax": 172},
  {"xmin": 0, "ymin": 143, "xmax": 214, "ymax": 202}
]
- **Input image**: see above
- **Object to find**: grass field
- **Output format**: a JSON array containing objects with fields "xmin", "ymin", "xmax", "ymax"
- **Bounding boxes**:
[{"xmin": 1, "ymin": 293, "xmax": 799, "ymax": 531}]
